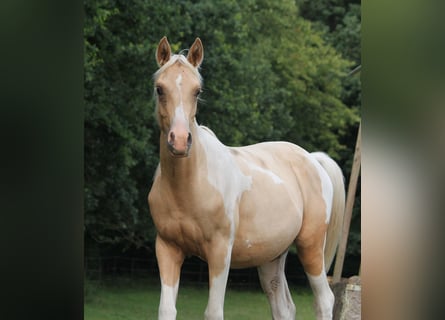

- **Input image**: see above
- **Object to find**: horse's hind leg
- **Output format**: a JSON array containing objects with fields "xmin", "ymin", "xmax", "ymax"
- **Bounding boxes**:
[
  {"xmin": 257, "ymin": 251, "xmax": 296, "ymax": 320},
  {"xmin": 296, "ymin": 224, "xmax": 334, "ymax": 320}
]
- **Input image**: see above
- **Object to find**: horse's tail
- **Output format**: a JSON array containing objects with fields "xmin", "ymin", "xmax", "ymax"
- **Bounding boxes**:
[{"xmin": 311, "ymin": 152, "xmax": 346, "ymax": 272}]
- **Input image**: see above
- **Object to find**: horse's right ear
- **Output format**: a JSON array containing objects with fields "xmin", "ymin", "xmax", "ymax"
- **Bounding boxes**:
[{"xmin": 156, "ymin": 36, "xmax": 171, "ymax": 67}]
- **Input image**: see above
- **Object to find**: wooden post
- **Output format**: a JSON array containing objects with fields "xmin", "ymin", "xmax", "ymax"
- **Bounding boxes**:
[{"xmin": 333, "ymin": 122, "xmax": 361, "ymax": 283}]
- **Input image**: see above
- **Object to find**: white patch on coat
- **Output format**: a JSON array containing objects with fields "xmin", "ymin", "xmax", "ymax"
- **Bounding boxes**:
[
  {"xmin": 306, "ymin": 272, "xmax": 335, "ymax": 319},
  {"xmin": 244, "ymin": 160, "xmax": 284, "ymax": 184},
  {"xmin": 197, "ymin": 124, "xmax": 252, "ymax": 240},
  {"xmin": 308, "ymin": 154, "xmax": 333, "ymax": 223},
  {"xmin": 158, "ymin": 279, "xmax": 180, "ymax": 320},
  {"xmin": 204, "ymin": 247, "xmax": 232, "ymax": 320},
  {"xmin": 198, "ymin": 124, "xmax": 252, "ymax": 319}
]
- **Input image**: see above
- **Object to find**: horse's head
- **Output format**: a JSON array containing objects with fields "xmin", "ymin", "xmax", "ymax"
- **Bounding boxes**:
[{"xmin": 154, "ymin": 37, "xmax": 204, "ymax": 158}]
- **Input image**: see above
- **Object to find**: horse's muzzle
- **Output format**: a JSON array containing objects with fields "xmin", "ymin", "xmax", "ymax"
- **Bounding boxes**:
[{"xmin": 167, "ymin": 130, "xmax": 192, "ymax": 157}]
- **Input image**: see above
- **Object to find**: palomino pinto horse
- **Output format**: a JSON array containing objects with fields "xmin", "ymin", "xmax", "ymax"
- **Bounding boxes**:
[{"xmin": 148, "ymin": 37, "xmax": 345, "ymax": 320}]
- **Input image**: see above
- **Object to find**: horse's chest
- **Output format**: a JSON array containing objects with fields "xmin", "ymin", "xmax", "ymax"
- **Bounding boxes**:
[
  {"xmin": 160, "ymin": 215, "xmax": 206, "ymax": 255},
  {"xmin": 149, "ymin": 188, "xmax": 228, "ymax": 256}
]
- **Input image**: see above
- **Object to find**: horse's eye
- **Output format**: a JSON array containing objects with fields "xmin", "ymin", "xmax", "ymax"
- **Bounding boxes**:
[
  {"xmin": 195, "ymin": 88, "xmax": 202, "ymax": 97},
  {"xmin": 156, "ymin": 86, "xmax": 163, "ymax": 96}
]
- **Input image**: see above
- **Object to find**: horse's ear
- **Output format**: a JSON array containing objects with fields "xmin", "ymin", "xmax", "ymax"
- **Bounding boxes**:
[
  {"xmin": 187, "ymin": 37, "xmax": 204, "ymax": 67},
  {"xmin": 156, "ymin": 36, "xmax": 171, "ymax": 67}
]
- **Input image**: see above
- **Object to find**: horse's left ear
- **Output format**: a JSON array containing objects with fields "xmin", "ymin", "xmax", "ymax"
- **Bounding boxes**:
[{"xmin": 187, "ymin": 38, "xmax": 204, "ymax": 67}]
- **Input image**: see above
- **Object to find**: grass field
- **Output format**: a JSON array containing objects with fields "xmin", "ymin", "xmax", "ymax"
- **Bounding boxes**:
[{"xmin": 84, "ymin": 278, "xmax": 316, "ymax": 319}]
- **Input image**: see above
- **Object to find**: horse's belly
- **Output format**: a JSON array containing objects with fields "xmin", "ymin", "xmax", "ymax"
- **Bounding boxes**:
[
  {"xmin": 230, "ymin": 227, "xmax": 298, "ymax": 268},
  {"xmin": 230, "ymin": 188, "xmax": 303, "ymax": 268}
]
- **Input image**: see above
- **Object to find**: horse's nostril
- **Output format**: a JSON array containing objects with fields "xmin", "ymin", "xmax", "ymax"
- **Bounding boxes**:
[
  {"xmin": 187, "ymin": 133, "xmax": 192, "ymax": 146},
  {"xmin": 169, "ymin": 131, "xmax": 175, "ymax": 143}
]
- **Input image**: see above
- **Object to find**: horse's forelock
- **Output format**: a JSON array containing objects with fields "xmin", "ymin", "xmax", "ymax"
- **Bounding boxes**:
[{"xmin": 153, "ymin": 54, "xmax": 202, "ymax": 83}]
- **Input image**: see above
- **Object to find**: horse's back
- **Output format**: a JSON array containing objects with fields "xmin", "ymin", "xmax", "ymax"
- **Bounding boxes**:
[{"xmin": 230, "ymin": 141, "xmax": 321, "ymax": 202}]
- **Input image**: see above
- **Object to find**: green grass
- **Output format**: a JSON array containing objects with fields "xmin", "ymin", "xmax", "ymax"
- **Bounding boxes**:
[{"xmin": 85, "ymin": 278, "xmax": 315, "ymax": 319}]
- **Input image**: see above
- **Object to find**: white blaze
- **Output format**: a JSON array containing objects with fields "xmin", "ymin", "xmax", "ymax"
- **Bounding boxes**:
[
  {"xmin": 175, "ymin": 73, "xmax": 182, "ymax": 89},
  {"xmin": 172, "ymin": 74, "xmax": 188, "ymax": 129},
  {"xmin": 175, "ymin": 74, "xmax": 184, "ymax": 110}
]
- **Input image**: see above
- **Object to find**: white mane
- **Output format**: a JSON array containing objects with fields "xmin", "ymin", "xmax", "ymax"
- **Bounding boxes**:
[{"xmin": 199, "ymin": 125, "xmax": 217, "ymax": 137}]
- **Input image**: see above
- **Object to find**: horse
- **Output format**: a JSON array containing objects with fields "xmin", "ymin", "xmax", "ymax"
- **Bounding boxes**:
[{"xmin": 148, "ymin": 37, "xmax": 345, "ymax": 320}]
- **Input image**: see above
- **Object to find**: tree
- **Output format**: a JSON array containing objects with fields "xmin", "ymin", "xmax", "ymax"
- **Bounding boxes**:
[
  {"xmin": 84, "ymin": 0, "xmax": 360, "ymax": 255},
  {"xmin": 296, "ymin": 0, "xmax": 361, "ymax": 259},
  {"xmin": 84, "ymin": 0, "xmax": 160, "ymax": 252}
]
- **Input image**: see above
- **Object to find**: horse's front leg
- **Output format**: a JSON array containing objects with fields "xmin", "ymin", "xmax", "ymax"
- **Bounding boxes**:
[
  {"xmin": 204, "ymin": 238, "xmax": 233, "ymax": 320},
  {"xmin": 156, "ymin": 235, "xmax": 185, "ymax": 320}
]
